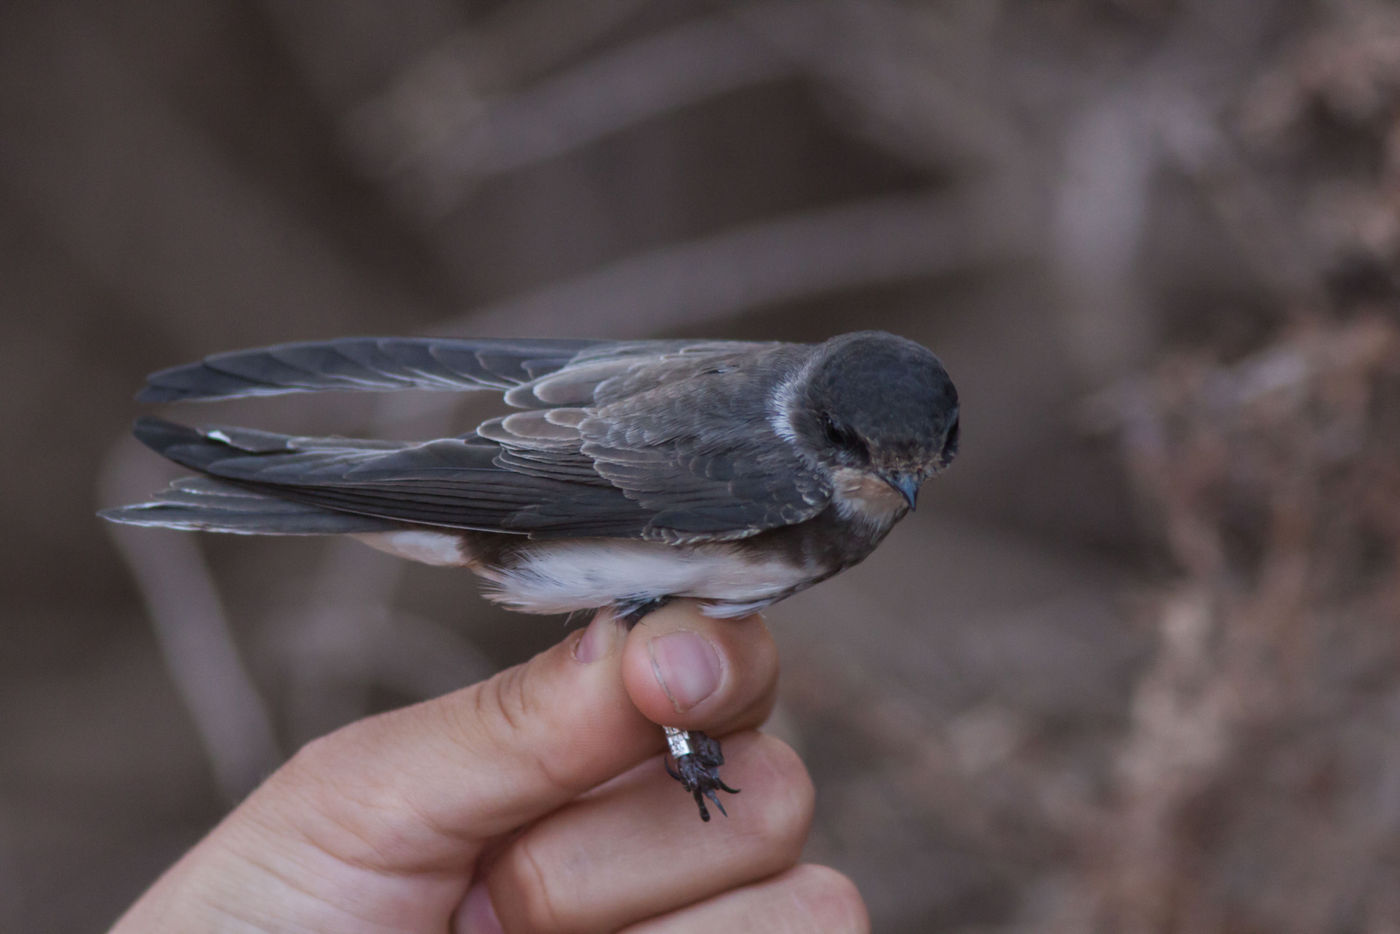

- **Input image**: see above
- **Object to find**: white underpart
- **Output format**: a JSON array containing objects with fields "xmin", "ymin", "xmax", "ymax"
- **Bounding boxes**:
[
  {"xmin": 354, "ymin": 530, "xmax": 465, "ymax": 566},
  {"xmin": 476, "ymin": 540, "xmax": 815, "ymax": 617},
  {"xmin": 351, "ymin": 531, "xmax": 812, "ymax": 617}
]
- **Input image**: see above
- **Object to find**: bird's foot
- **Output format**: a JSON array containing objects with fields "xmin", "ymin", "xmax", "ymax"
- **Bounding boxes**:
[
  {"xmin": 663, "ymin": 726, "xmax": 739, "ymax": 822},
  {"xmin": 617, "ymin": 596, "xmax": 671, "ymax": 627},
  {"xmin": 614, "ymin": 601, "xmax": 739, "ymax": 822}
]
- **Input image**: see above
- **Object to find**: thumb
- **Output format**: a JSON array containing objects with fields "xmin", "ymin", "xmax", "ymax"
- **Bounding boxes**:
[
  {"xmin": 111, "ymin": 610, "xmax": 661, "ymax": 932},
  {"xmin": 247, "ymin": 609, "xmax": 659, "ymax": 870}
]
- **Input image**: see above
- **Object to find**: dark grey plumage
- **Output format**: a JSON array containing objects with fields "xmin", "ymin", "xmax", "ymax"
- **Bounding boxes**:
[
  {"xmin": 136, "ymin": 337, "xmax": 603, "ymax": 403},
  {"xmin": 105, "ymin": 332, "xmax": 958, "ymax": 615}
]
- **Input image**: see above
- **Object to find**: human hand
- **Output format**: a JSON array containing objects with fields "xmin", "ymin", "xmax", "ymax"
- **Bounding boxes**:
[{"xmin": 109, "ymin": 602, "xmax": 869, "ymax": 932}]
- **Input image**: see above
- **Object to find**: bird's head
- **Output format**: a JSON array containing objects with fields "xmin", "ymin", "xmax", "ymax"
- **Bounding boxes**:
[{"xmin": 792, "ymin": 331, "xmax": 959, "ymax": 512}]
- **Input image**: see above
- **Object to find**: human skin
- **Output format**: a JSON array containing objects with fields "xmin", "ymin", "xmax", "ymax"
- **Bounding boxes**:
[{"xmin": 108, "ymin": 602, "xmax": 870, "ymax": 933}]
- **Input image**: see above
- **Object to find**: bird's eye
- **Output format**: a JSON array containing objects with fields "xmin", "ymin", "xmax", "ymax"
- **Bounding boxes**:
[{"xmin": 819, "ymin": 412, "xmax": 868, "ymax": 460}]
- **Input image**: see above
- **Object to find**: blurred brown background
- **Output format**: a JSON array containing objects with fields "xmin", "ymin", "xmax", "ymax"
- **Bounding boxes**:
[{"xmin": 3, "ymin": 0, "xmax": 1399, "ymax": 931}]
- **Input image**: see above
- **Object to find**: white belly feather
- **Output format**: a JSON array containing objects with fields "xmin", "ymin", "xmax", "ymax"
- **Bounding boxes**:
[
  {"xmin": 480, "ymin": 540, "xmax": 814, "ymax": 617},
  {"xmin": 355, "ymin": 530, "xmax": 815, "ymax": 618},
  {"xmin": 355, "ymin": 530, "xmax": 466, "ymax": 566}
]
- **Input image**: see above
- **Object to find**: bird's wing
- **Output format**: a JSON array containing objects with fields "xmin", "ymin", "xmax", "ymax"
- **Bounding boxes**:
[
  {"xmin": 481, "ymin": 343, "xmax": 832, "ymax": 540},
  {"xmin": 137, "ymin": 336, "xmax": 778, "ymax": 405},
  {"xmin": 132, "ymin": 337, "xmax": 831, "ymax": 541},
  {"xmin": 130, "ymin": 338, "xmax": 831, "ymax": 541}
]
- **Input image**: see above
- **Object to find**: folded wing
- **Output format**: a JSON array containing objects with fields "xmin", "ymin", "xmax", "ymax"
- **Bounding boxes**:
[{"xmin": 121, "ymin": 337, "xmax": 832, "ymax": 542}]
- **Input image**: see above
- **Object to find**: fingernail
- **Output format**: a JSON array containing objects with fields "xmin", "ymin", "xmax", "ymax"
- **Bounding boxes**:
[
  {"xmin": 455, "ymin": 880, "xmax": 503, "ymax": 934},
  {"xmin": 649, "ymin": 631, "xmax": 722, "ymax": 712},
  {"xmin": 573, "ymin": 611, "xmax": 619, "ymax": 664}
]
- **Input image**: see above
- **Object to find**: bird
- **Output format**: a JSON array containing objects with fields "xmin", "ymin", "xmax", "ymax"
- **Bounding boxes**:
[{"xmin": 102, "ymin": 331, "xmax": 960, "ymax": 820}]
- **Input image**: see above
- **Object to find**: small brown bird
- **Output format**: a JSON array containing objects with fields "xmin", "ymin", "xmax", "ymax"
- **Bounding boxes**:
[{"xmin": 104, "ymin": 331, "xmax": 959, "ymax": 819}]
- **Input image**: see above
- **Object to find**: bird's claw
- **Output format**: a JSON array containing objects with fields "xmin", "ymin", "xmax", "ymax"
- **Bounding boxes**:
[{"xmin": 664, "ymin": 730, "xmax": 739, "ymax": 822}]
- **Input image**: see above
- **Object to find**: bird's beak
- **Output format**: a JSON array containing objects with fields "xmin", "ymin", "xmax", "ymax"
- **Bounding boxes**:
[{"xmin": 883, "ymin": 472, "xmax": 921, "ymax": 510}]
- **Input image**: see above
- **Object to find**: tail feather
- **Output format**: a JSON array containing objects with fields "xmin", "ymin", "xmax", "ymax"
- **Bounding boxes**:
[
  {"xmin": 108, "ymin": 421, "xmax": 403, "ymax": 535},
  {"xmin": 100, "ymin": 477, "xmax": 397, "ymax": 535}
]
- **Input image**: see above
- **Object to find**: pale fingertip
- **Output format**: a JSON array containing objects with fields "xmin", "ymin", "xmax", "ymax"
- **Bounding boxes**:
[
  {"xmin": 621, "ymin": 601, "xmax": 779, "ymax": 733},
  {"xmin": 788, "ymin": 865, "xmax": 872, "ymax": 934},
  {"xmin": 573, "ymin": 609, "xmax": 623, "ymax": 664},
  {"xmin": 453, "ymin": 880, "xmax": 504, "ymax": 934},
  {"xmin": 617, "ymin": 864, "xmax": 870, "ymax": 934}
]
